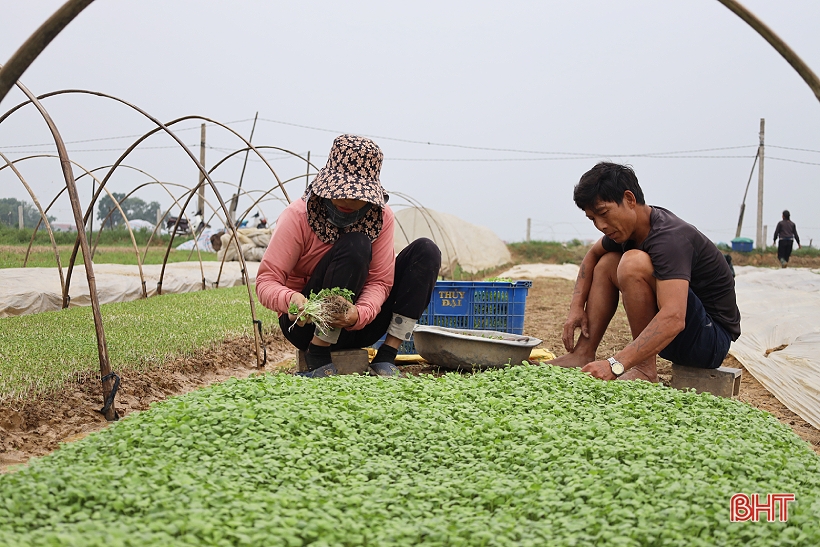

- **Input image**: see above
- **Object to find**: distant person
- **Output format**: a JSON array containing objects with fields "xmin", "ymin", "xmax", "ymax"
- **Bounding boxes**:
[
  {"xmin": 256, "ymin": 134, "xmax": 441, "ymax": 378},
  {"xmin": 548, "ymin": 162, "xmax": 741, "ymax": 381},
  {"xmin": 773, "ymin": 210, "xmax": 801, "ymax": 268}
]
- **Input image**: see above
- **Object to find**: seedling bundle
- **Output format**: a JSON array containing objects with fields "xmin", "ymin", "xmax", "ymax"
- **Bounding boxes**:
[{"xmin": 287, "ymin": 287, "xmax": 354, "ymax": 334}]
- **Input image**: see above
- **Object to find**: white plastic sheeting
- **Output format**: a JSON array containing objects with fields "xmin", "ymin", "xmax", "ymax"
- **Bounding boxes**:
[
  {"xmin": 127, "ymin": 219, "xmax": 156, "ymax": 231},
  {"xmin": 216, "ymin": 229, "xmax": 272, "ymax": 263},
  {"xmin": 499, "ymin": 263, "xmax": 581, "ymax": 282},
  {"xmin": 729, "ymin": 266, "xmax": 820, "ymax": 429},
  {"xmin": 175, "ymin": 228, "xmax": 220, "ymax": 253},
  {"xmin": 394, "ymin": 207, "xmax": 511, "ymax": 276},
  {"xmin": 0, "ymin": 261, "xmax": 260, "ymax": 318}
]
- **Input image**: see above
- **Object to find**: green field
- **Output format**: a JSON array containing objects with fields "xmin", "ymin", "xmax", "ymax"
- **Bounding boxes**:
[
  {"xmin": 0, "ymin": 245, "xmax": 218, "ymax": 268},
  {"xmin": 0, "ymin": 224, "xmax": 214, "ymax": 268},
  {"xmin": 0, "ymin": 286, "xmax": 277, "ymax": 403}
]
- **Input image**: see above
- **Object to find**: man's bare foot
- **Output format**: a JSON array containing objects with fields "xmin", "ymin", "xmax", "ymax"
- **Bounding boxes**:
[
  {"xmin": 617, "ymin": 361, "xmax": 659, "ymax": 383},
  {"xmin": 545, "ymin": 352, "xmax": 594, "ymax": 369}
]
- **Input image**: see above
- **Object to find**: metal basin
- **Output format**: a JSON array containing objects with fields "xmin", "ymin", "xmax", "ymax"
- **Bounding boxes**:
[{"xmin": 412, "ymin": 325, "xmax": 542, "ymax": 371}]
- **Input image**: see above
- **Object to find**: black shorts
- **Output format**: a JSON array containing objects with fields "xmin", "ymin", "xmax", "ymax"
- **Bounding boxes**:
[{"xmin": 658, "ymin": 289, "xmax": 732, "ymax": 369}]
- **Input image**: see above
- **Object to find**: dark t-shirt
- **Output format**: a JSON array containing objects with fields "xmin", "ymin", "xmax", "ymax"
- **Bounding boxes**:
[
  {"xmin": 601, "ymin": 206, "xmax": 741, "ymax": 340},
  {"xmin": 773, "ymin": 220, "xmax": 800, "ymax": 244}
]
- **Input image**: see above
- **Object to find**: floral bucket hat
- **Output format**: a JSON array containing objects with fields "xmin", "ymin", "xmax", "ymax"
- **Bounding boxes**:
[{"xmin": 303, "ymin": 134, "xmax": 388, "ymax": 243}]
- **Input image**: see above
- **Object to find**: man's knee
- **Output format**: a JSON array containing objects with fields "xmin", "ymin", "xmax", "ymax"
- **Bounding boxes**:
[
  {"xmin": 617, "ymin": 250, "xmax": 654, "ymax": 285},
  {"xmin": 591, "ymin": 251, "xmax": 621, "ymax": 284}
]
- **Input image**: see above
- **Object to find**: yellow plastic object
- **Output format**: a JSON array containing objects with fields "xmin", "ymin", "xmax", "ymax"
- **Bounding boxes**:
[
  {"xmin": 529, "ymin": 348, "xmax": 556, "ymax": 362},
  {"xmin": 367, "ymin": 347, "xmax": 555, "ymax": 364}
]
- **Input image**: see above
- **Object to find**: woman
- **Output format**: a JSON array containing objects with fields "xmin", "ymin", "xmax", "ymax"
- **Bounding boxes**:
[
  {"xmin": 256, "ymin": 134, "xmax": 441, "ymax": 377},
  {"xmin": 773, "ymin": 210, "xmax": 801, "ymax": 268}
]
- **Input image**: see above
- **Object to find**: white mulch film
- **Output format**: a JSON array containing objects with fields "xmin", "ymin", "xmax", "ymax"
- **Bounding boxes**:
[
  {"xmin": 729, "ymin": 266, "xmax": 820, "ymax": 429},
  {"xmin": 0, "ymin": 261, "xmax": 260, "ymax": 318}
]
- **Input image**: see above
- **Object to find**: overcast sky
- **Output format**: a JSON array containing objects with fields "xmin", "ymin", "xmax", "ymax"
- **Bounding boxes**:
[{"xmin": 2, "ymin": 0, "xmax": 820, "ymax": 246}]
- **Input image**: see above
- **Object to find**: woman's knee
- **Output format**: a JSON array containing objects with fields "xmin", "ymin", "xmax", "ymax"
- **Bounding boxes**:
[
  {"xmin": 416, "ymin": 238, "xmax": 442, "ymax": 268},
  {"xmin": 333, "ymin": 232, "xmax": 372, "ymax": 262},
  {"xmin": 400, "ymin": 238, "xmax": 442, "ymax": 271}
]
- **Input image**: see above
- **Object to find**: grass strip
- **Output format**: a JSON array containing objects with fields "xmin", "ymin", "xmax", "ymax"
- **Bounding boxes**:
[
  {"xmin": 0, "ymin": 286, "xmax": 278, "ymax": 403},
  {"xmin": 0, "ymin": 246, "xmax": 217, "ymax": 268},
  {"xmin": 0, "ymin": 366, "xmax": 818, "ymax": 546},
  {"xmin": 0, "ymin": 225, "xmax": 193, "ymax": 247}
]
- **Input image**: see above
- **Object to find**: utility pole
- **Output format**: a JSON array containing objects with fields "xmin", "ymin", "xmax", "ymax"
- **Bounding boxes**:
[
  {"xmin": 526, "ymin": 218, "xmax": 531, "ymax": 242},
  {"xmin": 198, "ymin": 123, "xmax": 206, "ymax": 218},
  {"xmin": 18, "ymin": 205, "xmax": 23, "ymax": 229},
  {"xmin": 756, "ymin": 118, "xmax": 765, "ymax": 249}
]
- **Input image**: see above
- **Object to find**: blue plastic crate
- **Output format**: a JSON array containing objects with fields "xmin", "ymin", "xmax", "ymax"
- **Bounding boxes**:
[
  {"xmin": 374, "ymin": 280, "xmax": 533, "ymax": 354},
  {"xmin": 731, "ymin": 237, "xmax": 754, "ymax": 252}
]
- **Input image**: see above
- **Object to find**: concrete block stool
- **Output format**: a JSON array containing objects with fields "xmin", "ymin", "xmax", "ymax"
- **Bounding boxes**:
[
  {"xmin": 296, "ymin": 349, "xmax": 371, "ymax": 375},
  {"xmin": 670, "ymin": 364, "xmax": 742, "ymax": 398}
]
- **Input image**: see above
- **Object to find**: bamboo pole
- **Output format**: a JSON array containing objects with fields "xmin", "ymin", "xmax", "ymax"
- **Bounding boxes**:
[
  {"xmin": 0, "ymin": 0, "xmax": 95, "ymax": 104},
  {"xmin": 198, "ymin": 123, "xmax": 206, "ymax": 218},
  {"xmin": 716, "ymin": 0, "xmax": 820, "ymax": 104},
  {"xmin": 4, "ymin": 77, "xmax": 118, "ymax": 421},
  {"xmin": 232, "ymin": 112, "xmax": 258, "ymax": 222}
]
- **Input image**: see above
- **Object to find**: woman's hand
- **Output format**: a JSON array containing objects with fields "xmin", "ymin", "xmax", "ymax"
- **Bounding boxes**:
[
  {"xmin": 288, "ymin": 293, "xmax": 309, "ymax": 326},
  {"xmin": 327, "ymin": 297, "xmax": 358, "ymax": 329}
]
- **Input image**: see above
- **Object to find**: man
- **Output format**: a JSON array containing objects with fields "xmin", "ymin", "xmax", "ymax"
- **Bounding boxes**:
[
  {"xmin": 773, "ymin": 210, "xmax": 800, "ymax": 268},
  {"xmin": 548, "ymin": 162, "xmax": 741, "ymax": 381},
  {"xmin": 256, "ymin": 134, "xmax": 441, "ymax": 378}
]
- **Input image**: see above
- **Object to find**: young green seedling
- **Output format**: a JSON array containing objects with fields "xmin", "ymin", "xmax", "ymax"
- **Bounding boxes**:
[{"xmin": 288, "ymin": 287, "xmax": 355, "ymax": 334}]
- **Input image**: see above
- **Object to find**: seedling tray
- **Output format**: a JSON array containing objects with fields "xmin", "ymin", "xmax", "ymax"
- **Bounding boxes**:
[{"xmin": 412, "ymin": 325, "xmax": 542, "ymax": 370}]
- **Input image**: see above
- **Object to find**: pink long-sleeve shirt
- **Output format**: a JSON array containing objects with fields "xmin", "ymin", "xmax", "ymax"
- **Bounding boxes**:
[{"xmin": 255, "ymin": 198, "xmax": 395, "ymax": 331}]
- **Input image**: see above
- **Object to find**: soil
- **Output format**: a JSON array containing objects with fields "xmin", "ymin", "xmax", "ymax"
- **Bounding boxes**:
[
  {"xmin": 0, "ymin": 333, "xmax": 294, "ymax": 473},
  {"xmin": 2, "ymin": 275, "xmax": 818, "ymax": 473}
]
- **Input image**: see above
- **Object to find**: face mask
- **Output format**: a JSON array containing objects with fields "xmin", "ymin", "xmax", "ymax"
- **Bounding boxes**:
[{"xmin": 323, "ymin": 198, "xmax": 372, "ymax": 228}]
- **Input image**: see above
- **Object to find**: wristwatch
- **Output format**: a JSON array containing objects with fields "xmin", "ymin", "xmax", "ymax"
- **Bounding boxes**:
[{"xmin": 607, "ymin": 357, "xmax": 625, "ymax": 377}]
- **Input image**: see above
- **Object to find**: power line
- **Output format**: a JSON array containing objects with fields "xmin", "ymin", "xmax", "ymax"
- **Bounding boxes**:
[
  {"xmin": 0, "ymin": 144, "xmax": 200, "ymax": 153},
  {"xmin": 769, "ymin": 145, "xmax": 820, "ymax": 154},
  {"xmin": 4, "ymin": 114, "xmax": 820, "ymax": 165},
  {"xmin": 0, "ymin": 119, "xmax": 252, "ymax": 149},
  {"xmin": 5, "ymin": 147, "xmax": 819, "ymax": 166},
  {"xmin": 387, "ymin": 154, "xmax": 757, "ymax": 162},
  {"xmin": 768, "ymin": 156, "xmax": 820, "ymax": 166},
  {"xmin": 257, "ymin": 117, "xmax": 759, "ymax": 157}
]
